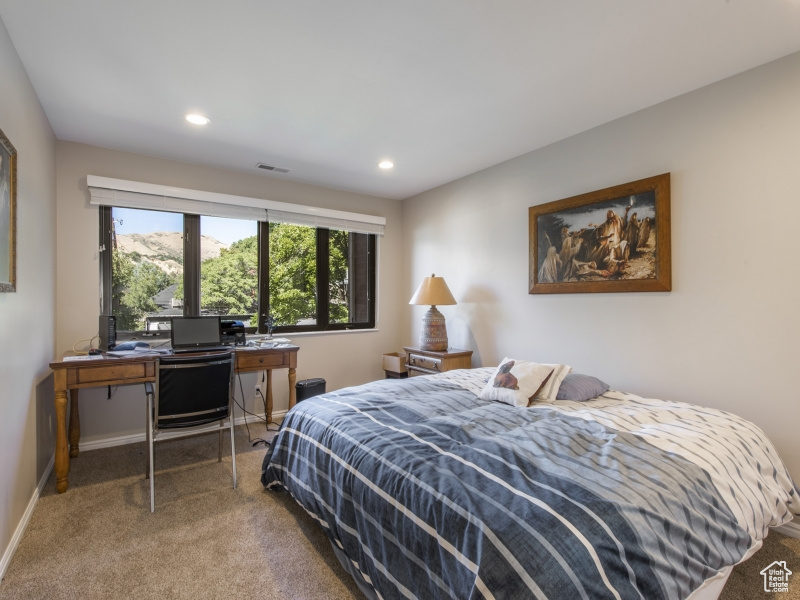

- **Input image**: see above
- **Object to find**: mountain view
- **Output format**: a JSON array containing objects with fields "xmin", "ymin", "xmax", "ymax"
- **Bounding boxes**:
[
  {"xmin": 111, "ymin": 223, "xmax": 336, "ymax": 332},
  {"xmin": 112, "ymin": 228, "xmax": 263, "ymax": 331},
  {"xmin": 116, "ymin": 232, "xmax": 227, "ymax": 275}
]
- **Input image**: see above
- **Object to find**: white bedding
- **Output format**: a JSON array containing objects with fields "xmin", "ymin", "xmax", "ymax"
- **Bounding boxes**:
[{"xmin": 438, "ymin": 367, "xmax": 799, "ymax": 544}]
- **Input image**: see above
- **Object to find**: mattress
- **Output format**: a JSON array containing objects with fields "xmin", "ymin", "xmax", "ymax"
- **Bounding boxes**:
[{"xmin": 262, "ymin": 368, "xmax": 798, "ymax": 599}]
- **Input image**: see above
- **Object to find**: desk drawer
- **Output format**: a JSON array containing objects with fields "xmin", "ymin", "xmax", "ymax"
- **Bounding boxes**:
[
  {"xmin": 68, "ymin": 361, "xmax": 155, "ymax": 387},
  {"xmin": 236, "ymin": 351, "xmax": 292, "ymax": 371}
]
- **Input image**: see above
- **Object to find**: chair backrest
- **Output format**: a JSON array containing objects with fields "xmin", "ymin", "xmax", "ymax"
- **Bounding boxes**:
[{"xmin": 155, "ymin": 351, "xmax": 234, "ymax": 429}]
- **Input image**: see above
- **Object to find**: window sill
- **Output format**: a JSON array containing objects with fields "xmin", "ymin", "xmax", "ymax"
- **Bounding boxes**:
[
  {"xmin": 114, "ymin": 328, "xmax": 379, "ymax": 345},
  {"xmin": 247, "ymin": 328, "xmax": 378, "ymax": 341}
]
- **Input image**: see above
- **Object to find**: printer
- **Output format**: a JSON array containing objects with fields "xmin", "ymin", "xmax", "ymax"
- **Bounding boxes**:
[{"xmin": 220, "ymin": 320, "xmax": 246, "ymax": 346}]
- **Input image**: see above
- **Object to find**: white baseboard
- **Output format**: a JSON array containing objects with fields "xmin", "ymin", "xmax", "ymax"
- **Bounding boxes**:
[
  {"xmin": 0, "ymin": 454, "xmax": 55, "ymax": 581},
  {"xmin": 79, "ymin": 409, "xmax": 287, "ymax": 452},
  {"xmin": 774, "ymin": 520, "xmax": 800, "ymax": 539}
]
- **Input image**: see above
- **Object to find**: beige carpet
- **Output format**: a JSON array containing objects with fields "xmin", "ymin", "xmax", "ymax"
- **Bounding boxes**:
[
  {"xmin": 0, "ymin": 425, "xmax": 797, "ymax": 599},
  {"xmin": 0, "ymin": 426, "xmax": 364, "ymax": 600}
]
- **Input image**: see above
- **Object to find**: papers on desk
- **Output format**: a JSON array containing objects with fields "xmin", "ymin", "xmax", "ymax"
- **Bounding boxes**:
[
  {"xmin": 62, "ymin": 354, "xmax": 104, "ymax": 361},
  {"xmin": 257, "ymin": 337, "xmax": 291, "ymax": 348},
  {"xmin": 242, "ymin": 338, "xmax": 294, "ymax": 350}
]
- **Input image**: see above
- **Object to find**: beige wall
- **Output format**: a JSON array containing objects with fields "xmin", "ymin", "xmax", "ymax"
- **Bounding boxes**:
[
  {"xmin": 403, "ymin": 51, "xmax": 800, "ymax": 482},
  {"xmin": 0, "ymin": 18, "xmax": 57, "ymax": 574},
  {"xmin": 4, "ymin": 11, "xmax": 798, "ymax": 569},
  {"xmin": 55, "ymin": 141, "xmax": 403, "ymax": 445}
]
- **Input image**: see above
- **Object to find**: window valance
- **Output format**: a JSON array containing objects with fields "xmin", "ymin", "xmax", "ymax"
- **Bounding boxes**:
[{"xmin": 87, "ymin": 175, "xmax": 386, "ymax": 235}]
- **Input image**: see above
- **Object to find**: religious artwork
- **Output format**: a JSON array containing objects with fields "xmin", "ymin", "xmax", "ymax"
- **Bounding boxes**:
[
  {"xmin": 0, "ymin": 127, "xmax": 16, "ymax": 293},
  {"xmin": 529, "ymin": 173, "xmax": 671, "ymax": 294}
]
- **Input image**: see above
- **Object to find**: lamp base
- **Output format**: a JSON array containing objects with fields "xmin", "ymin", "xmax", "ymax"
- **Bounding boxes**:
[{"xmin": 419, "ymin": 306, "xmax": 448, "ymax": 352}]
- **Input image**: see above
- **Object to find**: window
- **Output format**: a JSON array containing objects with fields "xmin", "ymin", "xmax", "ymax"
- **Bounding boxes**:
[
  {"xmin": 267, "ymin": 223, "xmax": 317, "ymax": 327},
  {"xmin": 199, "ymin": 216, "xmax": 258, "ymax": 328},
  {"xmin": 329, "ymin": 229, "xmax": 373, "ymax": 326},
  {"xmin": 100, "ymin": 207, "xmax": 376, "ymax": 335},
  {"xmin": 105, "ymin": 207, "xmax": 182, "ymax": 331},
  {"xmin": 265, "ymin": 224, "xmax": 375, "ymax": 331}
]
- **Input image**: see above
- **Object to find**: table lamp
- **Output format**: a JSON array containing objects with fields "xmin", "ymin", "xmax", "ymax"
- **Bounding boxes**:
[{"xmin": 409, "ymin": 274, "xmax": 457, "ymax": 351}]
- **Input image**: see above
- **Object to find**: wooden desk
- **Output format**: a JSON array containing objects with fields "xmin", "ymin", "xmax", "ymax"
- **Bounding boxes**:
[
  {"xmin": 234, "ymin": 346, "xmax": 298, "ymax": 425},
  {"xmin": 49, "ymin": 346, "xmax": 298, "ymax": 494}
]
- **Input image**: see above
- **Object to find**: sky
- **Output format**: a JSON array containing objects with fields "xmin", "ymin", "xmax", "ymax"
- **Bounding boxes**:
[{"xmin": 113, "ymin": 208, "xmax": 256, "ymax": 245}]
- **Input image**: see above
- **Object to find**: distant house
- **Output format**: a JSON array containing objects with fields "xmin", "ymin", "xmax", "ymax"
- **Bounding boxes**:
[
  {"xmin": 147, "ymin": 284, "xmax": 183, "ymax": 330},
  {"xmin": 152, "ymin": 283, "xmax": 182, "ymax": 310}
]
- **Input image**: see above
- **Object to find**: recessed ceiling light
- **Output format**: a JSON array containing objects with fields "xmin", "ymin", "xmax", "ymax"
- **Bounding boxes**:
[
  {"xmin": 378, "ymin": 160, "xmax": 394, "ymax": 169},
  {"xmin": 185, "ymin": 113, "xmax": 210, "ymax": 125}
]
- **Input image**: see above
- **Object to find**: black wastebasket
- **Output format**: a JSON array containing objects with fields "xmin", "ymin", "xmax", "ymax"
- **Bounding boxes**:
[{"xmin": 296, "ymin": 378, "xmax": 326, "ymax": 401}]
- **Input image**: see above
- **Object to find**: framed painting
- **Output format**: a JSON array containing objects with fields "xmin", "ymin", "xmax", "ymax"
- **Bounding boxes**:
[
  {"xmin": 0, "ymin": 127, "xmax": 16, "ymax": 293},
  {"xmin": 529, "ymin": 173, "xmax": 671, "ymax": 294}
]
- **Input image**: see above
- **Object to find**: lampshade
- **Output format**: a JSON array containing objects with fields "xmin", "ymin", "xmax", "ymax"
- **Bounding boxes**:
[
  {"xmin": 409, "ymin": 274, "xmax": 456, "ymax": 306},
  {"xmin": 409, "ymin": 274, "xmax": 456, "ymax": 352}
]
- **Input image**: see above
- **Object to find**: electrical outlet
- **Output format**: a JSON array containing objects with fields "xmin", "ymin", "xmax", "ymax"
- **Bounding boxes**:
[{"xmin": 255, "ymin": 384, "xmax": 263, "ymax": 397}]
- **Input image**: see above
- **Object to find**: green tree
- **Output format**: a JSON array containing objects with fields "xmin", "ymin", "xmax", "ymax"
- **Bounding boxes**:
[
  {"xmin": 121, "ymin": 260, "xmax": 174, "ymax": 329},
  {"xmin": 200, "ymin": 236, "xmax": 258, "ymax": 316},
  {"xmin": 138, "ymin": 224, "xmax": 352, "ymax": 330},
  {"xmin": 328, "ymin": 230, "xmax": 349, "ymax": 323},
  {"xmin": 269, "ymin": 223, "xmax": 317, "ymax": 325},
  {"xmin": 111, "ymin": 249, "xmax": 138, "ymax": 330}
]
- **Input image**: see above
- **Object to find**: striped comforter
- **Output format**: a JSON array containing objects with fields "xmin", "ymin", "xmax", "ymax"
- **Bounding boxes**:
[{"xmin": 261, "ymin": 369, "xmax": 798, "ymax": 600}]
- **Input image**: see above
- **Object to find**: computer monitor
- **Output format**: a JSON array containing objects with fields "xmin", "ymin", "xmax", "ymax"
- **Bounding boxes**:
[{"xmin": 170, "ymin": 316, "xmax": 223, "ymax": 351}]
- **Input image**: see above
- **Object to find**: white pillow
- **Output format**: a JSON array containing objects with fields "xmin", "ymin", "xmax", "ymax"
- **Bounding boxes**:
[
  {"xmin": 531, "ymin": 363, "xmax": 573, "ymax": 403},
  {"xmin": 479, "ymin": 358, "xmax": 555, "ymax": 407}
]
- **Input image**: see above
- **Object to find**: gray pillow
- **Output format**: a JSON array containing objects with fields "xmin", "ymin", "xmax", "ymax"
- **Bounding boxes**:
[{"xmin": 555, "ymin": 373, "xmax": 610, "ymax": 402}]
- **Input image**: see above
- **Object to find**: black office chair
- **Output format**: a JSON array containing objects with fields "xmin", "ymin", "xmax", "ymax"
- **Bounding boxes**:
[{"xmin": 143, "ymin": 351, "xmax": 237, "ymax": 512}]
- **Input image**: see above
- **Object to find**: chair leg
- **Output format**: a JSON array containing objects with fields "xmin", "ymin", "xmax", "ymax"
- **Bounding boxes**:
[
  {"xmin": 230, "ymin": 418, "xmax": 237, "ymax": 490},
  {"xmin": 218, "ymin": 426, "xmax": 222, "ymax": 463},
  {"xmin": 146, "ymin": 389, "xmax": 155, "ymax": 513}
]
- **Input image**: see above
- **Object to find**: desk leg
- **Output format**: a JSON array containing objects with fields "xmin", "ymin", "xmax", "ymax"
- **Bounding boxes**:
[
  {"xmin": 54, "ymin": 384, "xmax": 70, "ymax": 494},
  {"xmin": 69, "ymin": 389, "xmax": 81, "ymax": 458},
  {"xmin": 288, "ymin": 368, "xmax": 297, "ymax": 410},
  {"xmin": 265, "ymin": 370, "xmax": 273, "ymax": 425}
]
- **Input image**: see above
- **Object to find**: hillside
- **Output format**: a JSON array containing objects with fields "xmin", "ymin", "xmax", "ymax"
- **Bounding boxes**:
[{"xmin": 116, "ymin": 232, "xmax": 227, "ymax": 275}]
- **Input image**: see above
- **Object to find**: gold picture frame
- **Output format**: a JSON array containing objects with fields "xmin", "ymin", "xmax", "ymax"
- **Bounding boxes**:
[
  {"xmin": 529, "ymin": 173, "xmax": 671, "ymax": 294},
  {"xmin": 0, "ymin": 127, "xmax": 16, "ymax": 293}
]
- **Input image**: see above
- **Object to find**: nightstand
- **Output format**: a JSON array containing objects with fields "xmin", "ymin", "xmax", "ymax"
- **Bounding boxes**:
[{"xmin": 403, "ymin": 347, "xmax": 473, "ymax": 377}]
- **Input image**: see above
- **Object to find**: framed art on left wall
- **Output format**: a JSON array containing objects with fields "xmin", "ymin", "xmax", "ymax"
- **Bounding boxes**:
[
  {"xmin": 0, "ymin": 127, "xmax": 16, "ymax": 293},
  {"xmin": 529, "ymin": 173, "xmax": 671, "ymax": 294}
]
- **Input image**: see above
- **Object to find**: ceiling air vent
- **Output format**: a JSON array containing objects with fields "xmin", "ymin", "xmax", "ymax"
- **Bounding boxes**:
[{"xmin": 256, "ymin": 162, "xmax": 290, "ymax": 174}]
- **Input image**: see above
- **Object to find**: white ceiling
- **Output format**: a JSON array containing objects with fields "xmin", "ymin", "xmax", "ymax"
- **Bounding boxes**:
[{"xmin": 2, "ymin": 1, "xmax": 800, "ymax": 200}]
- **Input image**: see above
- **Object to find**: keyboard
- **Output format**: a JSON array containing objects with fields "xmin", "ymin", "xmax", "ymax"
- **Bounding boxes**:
[{"xmin": 171, "ymin": 346, "xmax": 232, "ymax": 354}]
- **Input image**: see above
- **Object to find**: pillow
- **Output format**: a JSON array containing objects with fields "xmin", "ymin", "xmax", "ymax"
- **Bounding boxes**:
[
  {"xmin": 555, "ymin": 373, "xmax": 610, "ymax": 402},
  {"xmin": 479, "ymin": 358, "xmax": 555, "ymax": 407},
  {"xmin": 530, "ymin": 363, "xmax": 572, "ymax": 403}
]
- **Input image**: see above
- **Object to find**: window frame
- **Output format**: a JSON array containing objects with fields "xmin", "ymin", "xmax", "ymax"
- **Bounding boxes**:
[{"xmin": 99, "ymin": 207, "xmax": 377, "ymax": 337}]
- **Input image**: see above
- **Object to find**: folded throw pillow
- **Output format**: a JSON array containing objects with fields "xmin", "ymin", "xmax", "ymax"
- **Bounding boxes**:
[
  {"xmin": 479, "ymin": 358, "xmax": 555, "ymax": 407},
  {"xmin": 556, "ymin": 372, "xmax": 610, "ymax": 402},
  {"xmin": 530, "ymin": 363, "xmax": 572, "ymax": 403}
]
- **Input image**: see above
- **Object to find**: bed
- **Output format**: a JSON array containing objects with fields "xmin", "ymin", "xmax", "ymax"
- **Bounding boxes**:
[{"xmin": 261, "ymin": 366, "xmax": 798, "ymax": 600}]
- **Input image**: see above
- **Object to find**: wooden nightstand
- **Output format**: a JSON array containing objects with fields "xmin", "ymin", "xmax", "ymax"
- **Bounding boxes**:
[{"xmin": 403, "ymin": 347, "xmax": 473, "ymax": 377}]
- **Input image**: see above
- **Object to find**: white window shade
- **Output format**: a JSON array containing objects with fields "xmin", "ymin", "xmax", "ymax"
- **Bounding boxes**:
[
  {"xmin": 88, "ymin": 186, "xmax": 268, "ymax": 221},
  {"xmin": 264, "ymin": 209, "xmax": 385, "ymax": 234},
  {"xmin": 87, "ymin": 175, "xmax": 386, "ymax": 235}
]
